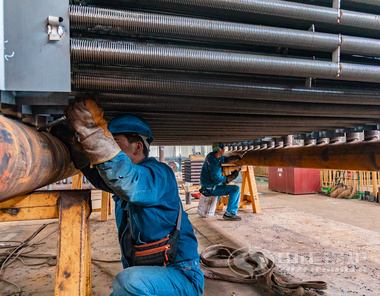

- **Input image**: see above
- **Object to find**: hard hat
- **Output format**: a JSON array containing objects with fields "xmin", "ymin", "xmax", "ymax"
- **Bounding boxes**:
[
  {"xmin": 212, "ymin": 142, "xmax": 225, "ymax": 152},
  {"xmin": 108, "ymin": 113, "xmax": 153, "ymax": 148}
]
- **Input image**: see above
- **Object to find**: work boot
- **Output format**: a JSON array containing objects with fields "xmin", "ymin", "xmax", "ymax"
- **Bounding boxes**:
[{"xmin": 223, "ymin": 212, "xmax": 242, "ymax": 221}]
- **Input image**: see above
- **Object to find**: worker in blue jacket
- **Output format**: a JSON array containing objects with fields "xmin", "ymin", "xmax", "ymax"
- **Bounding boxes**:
[
  {"xmin": 55, "ymin": 99, "xmax": 204, "ymax": 296},
  {"xmin": 200, "ymin": 143, "xmax": 242, "ymax": 221}
]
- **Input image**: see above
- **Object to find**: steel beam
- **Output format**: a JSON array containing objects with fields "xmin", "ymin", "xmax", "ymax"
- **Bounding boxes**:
[
  {"xmin": 0, "ymin": 115, "xmax": 77, "ymax": 201},
  {"xmin": 229, "ymin": 140, "xmax": 380, "ymax": 171}
]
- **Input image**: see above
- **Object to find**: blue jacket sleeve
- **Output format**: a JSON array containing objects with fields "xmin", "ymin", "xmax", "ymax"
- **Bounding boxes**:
[
  {"xmin": 95, "ymin": 152, "xmax": 165, "ymax": 206},
  {"xmin": 208, "ymin": 156, "xmax": 227, "ymax": 184},
  {"xmin": 81, "ymin": 165, "xmax": 115, "ymax": 194},
  {"xmin": 220, "ymin": 155, "xmax": 230, "ymax": 164}
]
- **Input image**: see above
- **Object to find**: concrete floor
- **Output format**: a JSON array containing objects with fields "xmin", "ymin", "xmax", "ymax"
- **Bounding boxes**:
[{"xmin": 0, "ymin": 182, "xmax": 379, "ymax": 295}]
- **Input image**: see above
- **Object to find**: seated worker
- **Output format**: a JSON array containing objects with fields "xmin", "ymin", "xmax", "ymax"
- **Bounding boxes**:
[
  {"xmin": 200, "ymin": 143, "xmax": 242, "ymax": 221},
  {"xmin": 53, "ymin": 99, "xmax": 204, "ymax": 296}
]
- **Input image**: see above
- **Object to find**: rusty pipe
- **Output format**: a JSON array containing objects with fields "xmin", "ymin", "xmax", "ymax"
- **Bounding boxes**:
[
  {"xmin": 229, "ymin": 140, "xmax": 380, "ymax": 171},
  {"xmin": 0, "ymin": 115, "xmax": 78, "ymax": 201}
]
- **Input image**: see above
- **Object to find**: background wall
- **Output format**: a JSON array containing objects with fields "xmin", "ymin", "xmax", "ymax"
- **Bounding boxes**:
[{"xmin": 150, "ymin": 145, "xmax": 212, "ymax": 159}]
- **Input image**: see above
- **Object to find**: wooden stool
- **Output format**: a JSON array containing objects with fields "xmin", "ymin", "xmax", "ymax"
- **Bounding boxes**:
[{"xmin": 216, "ymin": 165, "xmax": 261, "ymax": 213}]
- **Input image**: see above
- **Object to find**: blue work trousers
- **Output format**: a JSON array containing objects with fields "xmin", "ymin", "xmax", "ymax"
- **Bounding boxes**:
[
  {"xmin": 111, "ymin": 259, "xmax": 204, "ymax": 296},
  {"xmin": 209, "ymin": 184, "xmax": 240, "ymax": 215}
]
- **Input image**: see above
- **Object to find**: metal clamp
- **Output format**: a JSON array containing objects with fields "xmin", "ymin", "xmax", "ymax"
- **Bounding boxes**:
[{"xmin": 47, "ymin": 16, "xmax": 64, "ymax": 41}]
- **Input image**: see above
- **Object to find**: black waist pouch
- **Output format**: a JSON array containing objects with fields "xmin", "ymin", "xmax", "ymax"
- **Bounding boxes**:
[
  {"xmin": 133, "ymin": 228, "xmax": 180, "ymax": 266},
  {"xmin": 131, "ymin": 202, "xmax": 182, "ymax": 266}
]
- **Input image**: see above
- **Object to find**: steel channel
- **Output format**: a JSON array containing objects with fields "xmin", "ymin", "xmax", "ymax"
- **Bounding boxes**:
[
  {"xmin": 0, "ymin": 115, "xmax": 78, "ymax": 201},
  {"xmin": 70, "ymin": 6, "xmax": 380, "ymax": 57}
]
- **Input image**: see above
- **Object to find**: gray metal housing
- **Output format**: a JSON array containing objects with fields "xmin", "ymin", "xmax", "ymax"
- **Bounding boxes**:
[{"xmin": 0, "ymin": 0, "xmax": 70, "ymax": 92}]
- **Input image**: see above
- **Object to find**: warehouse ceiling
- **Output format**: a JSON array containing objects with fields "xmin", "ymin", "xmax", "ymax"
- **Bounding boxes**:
[{"xmin": 2, "ymin": 0, "xmax": 380, "ymax": 146}]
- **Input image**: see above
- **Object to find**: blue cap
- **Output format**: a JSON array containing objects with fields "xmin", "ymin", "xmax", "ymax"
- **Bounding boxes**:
[{"xmin": 108, "ymin": 113, "xmax": 153, "ymax": 148}]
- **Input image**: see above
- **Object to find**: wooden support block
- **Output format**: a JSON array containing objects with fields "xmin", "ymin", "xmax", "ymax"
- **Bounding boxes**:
[
  {"xmin": 0, "ymin": 192, "xmax": 60, "ymax": 221},
  {"xmin": 55, "ymin": 191, "xmax": 92, "ymax": 296}
]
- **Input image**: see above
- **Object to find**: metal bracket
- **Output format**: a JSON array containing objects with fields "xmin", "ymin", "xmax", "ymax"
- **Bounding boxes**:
[
  {"xmin": 305, "ymin": 25, "xmax": 316, "ymax": 87},
  {"xmin": 333, "ymin": 34, "xmax": 342, "ymax": 77},
  {"xmin": 47, "ymin": 16, "xmax": 64, "ymax": 41},
  {"xmin": 333, "ymin": 0, "xmax": 341, "ymax": 9},
  {"xmin": 333, "ymin": 0, "xmax": 342, "ymax": 23}
]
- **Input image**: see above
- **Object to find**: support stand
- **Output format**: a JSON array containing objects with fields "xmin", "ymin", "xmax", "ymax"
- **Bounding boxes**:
[
  {"xmin": 216, "ymin": 165, "xmax": 261, "ymax": 213},
  {"xmin": 0, "ymin": 190, "xmax": 92, "ymax": 295}
]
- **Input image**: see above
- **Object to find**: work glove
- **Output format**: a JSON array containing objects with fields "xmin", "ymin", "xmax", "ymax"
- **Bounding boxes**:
[
  {"xmin": 225, "ymin": 169, "xmax": 239, "ymax": 184},
  {"xmin": 50, "ymin": 121, "xmax": 90, "ymax": 170},
  {"xmin": 228, "ymin": 154, "xmax": 243, "ymax": 163},
  {"xmin": 64, "ymin": 99, "xmax": 121, "ymax": 165}
]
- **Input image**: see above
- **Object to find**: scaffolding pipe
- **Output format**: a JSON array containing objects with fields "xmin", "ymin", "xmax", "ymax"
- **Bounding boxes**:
[
  {"xmin": 229, "ymin": 140, "xmax": 380, "ymax": 171},
  {"xmin": 81, "ymin": 0, "xmax": 380, "ymax": 32},
  {"xmin": 0, "ymin": 115, "xmax": 78, "ymax": 201},
  {"xmin": 70, "ymin": 6, "xmax": 380, "ymax": 57}
]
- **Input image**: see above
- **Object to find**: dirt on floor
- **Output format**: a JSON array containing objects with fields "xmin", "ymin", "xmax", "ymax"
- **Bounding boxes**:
[{"xmin": 0, "ymin": 181, "xmax": 379, "ymax": 296}]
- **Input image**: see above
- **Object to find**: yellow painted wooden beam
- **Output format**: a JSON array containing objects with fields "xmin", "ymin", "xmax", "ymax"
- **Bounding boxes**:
[
  {"xmin": 0, "ymin": 192, "xmax": 60, "ymax": 221},
  {"xmin": 101, "ymin": 191, "xmax": 110, "ymax": 221},
  {"xmin": 72, "ymin": 173, "xmax": 83, "ymax": 190},
  {"xmin": 246, "ymin": 166, "xmax": 261, "ymax": 213},
  {"xmin": 55, "ymin": 191, "xmax": 92, "ymax": 296}
]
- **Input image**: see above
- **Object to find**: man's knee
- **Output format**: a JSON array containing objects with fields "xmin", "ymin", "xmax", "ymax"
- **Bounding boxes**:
[{"xmin": 114, "ymin": 268, "xmax": 150, "ymax": 296}]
